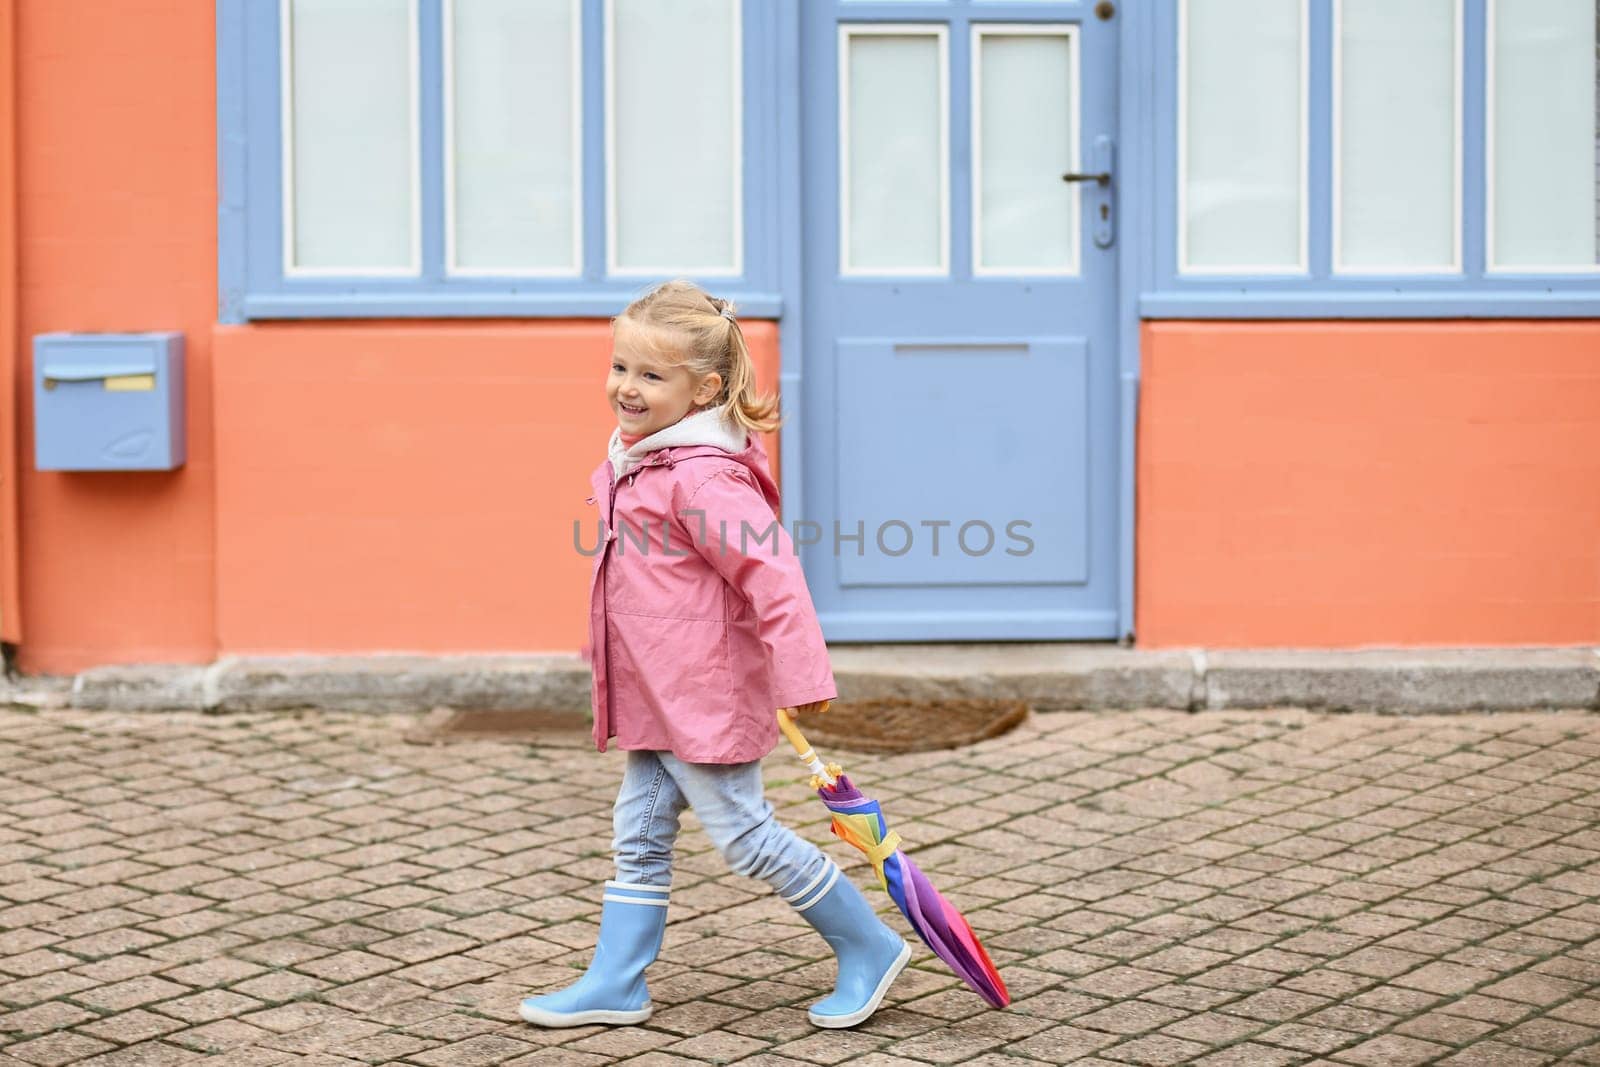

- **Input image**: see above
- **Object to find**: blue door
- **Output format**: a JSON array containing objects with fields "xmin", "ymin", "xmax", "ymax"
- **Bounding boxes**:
[{"xmin": 800, "ymin": 1, "xmax": 1123, "ymax": 640}]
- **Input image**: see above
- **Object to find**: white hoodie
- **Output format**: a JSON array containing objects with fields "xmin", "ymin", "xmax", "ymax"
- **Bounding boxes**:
[{"xmin": 607, "ymin": 405, "xmax": 749, "ymax": 480}]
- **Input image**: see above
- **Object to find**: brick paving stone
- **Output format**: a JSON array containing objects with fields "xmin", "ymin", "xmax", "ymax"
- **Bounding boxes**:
[
  {"xmin": 1189, "ymin": 1043, "xmax": 1306, "ymax": 1067},
  {"xmin": 321, "ymin": 1029, "xmax": 439, "ymax": 1061},
  {"xmin": 1551, "ymin": 998, "xmax": 1600, "ymax": 1027},
  {"xmin": 1479, "ymin": 971, "xmax": 1585, "ymax": 1007},
  {"xmin": 659, "ymin": 1029, "xmax": 770, "ymax": 1061},
  {"xmin": 71, "ymin": 1040, "xmax": 204, "ymax": 1067},
  {"xmin": 157, "ymin": 958, "xmax": 266, "ymax": 989},
  {"xmin": 1259, "ymin": 1021, "xmax": 1357, "ymax": 1055},
  {"xmin": 196, "ymin": 1049, "xmax": 294, "ymax": 1067},
  {"xmin": 3, "ymin": 1030, "xmax": 117, "ymax": 1066},
  {"xmin": 1220, "ymin": 987, "xmax": 1330, "ymax": 1022},
  {"xmin": 1159, "ymin": 1010, "xmax": 1261, "ymax": 1044},
  {"xmin": 1010, "ymin": 1023, "xmax": 1121, "ymax": 1063},
  {"xmin": 1393, "ymin": 959, "xmax": 1497, "ymax": 996},
  {"xmin": 1344, "ymin": 984, "xmax": 1440, "ymax": 1017},
  {"xmin": 1498, "ymin": 1016, "xmax": 1598, "ymax": 1053},
  {"xmin": 565, "ymin": 1027, "xmax": 681, "ymax": 1059},
  {"xmin": 72, "ymin": 976, "xmax": 190, "ymax": 1014},
  {"xmin": 1393, "ymin": 1010, "xmax": 1499, "ymax": 1046},
  {"xmin": 879, "ymin": 1028, "xmax": 1005, "ymax": 1063},
  {"xmin": 226, "ymin": 970, "xmax": 330, "ymax": 1005},
  {"xmin": 164, "ymin": 1019, "xmax": 274, "ymax": 1053},
  {"xmin": 1433, "ymin": 1041, "xmax": 1557, "ymax": 1066},
  {"xmin": 0, "ymin": 1001, "xmax": 97, "ymax": 1035},
  {"xmin": 1099, "ymin": 1033, "xmax": 1209, "ymax": 1065},
  {"xmin": 232, "ymin": 1002, "xmax": 349, "ymax": 1035},
  {"xmin": 1073, "ymin": 1000, "xmax": 1187, "ymax": 1035},
  {"xmin": 74, "ymin": 1009, "xmax": 187, "ymax": 1045},
  {"xmin": 503, "ymin": 1051, "xmax": 611, "ymax": 1067},
  {"xmin": 765, "ymin": 1030, "xmax": 885, "ymax": 1064},
  {"xmin": 1332, "ymin": 1033, "xmax": 1452, "ymax": 1065},
  {"xmin": 721, "ymin": 1005, "xmax": 814, "ymax": 1044},
  {"xmin": 1437, "ymin": 992, "xmax": 1538, "ymax": 1025},
  {"xmin": 149, "ymin": 989, "xmax": 263, "ymax": 1025}
]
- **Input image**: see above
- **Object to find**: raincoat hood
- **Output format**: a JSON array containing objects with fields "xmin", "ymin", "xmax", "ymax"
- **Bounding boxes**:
[{"xmin": 608, "ymin": 405, "xmax": 749, "ymax": 480}]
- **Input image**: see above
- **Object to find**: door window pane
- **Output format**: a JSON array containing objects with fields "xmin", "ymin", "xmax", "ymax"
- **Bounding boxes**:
[
  {"xmin": 286, "ymin": 0, "xmax": 416, "ymax": 273},
  {"xmin": 448, "ymin": 0, "xmax": 579, "ymax": 274},
  {"xmin": 609, "ymin": 0, "xmax": 740, "ymax": 273},
  {"xmin": 1490, "ymin": 0, "xmax": 1599, "ymax": 270},
  {"xmin": 1337, "ymin": 0, "xmax": 1458, "ymax": 271},
  {"xmin": 975, "ymin": 28, "xmax": 1076, "ymax": 274},
  {"xmin": 1181, "ymin": 0, "xmax": 1305, "ymax": 272},
  {"xmin": 842, "ymin": 28, "xmax": 948, "ymax": 274}
]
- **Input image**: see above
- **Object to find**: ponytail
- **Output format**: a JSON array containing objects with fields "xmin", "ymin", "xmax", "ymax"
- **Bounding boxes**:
[
  {"xmin": 705, "ymin": 295, "xmax": 782, "ymax": 434},
  {"xmin": 614, "ymin": 280, "xmax": 783, "ymax": 435}
]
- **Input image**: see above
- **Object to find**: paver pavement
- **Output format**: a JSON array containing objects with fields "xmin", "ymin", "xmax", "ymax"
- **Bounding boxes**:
[{"xmin": 1, "ymin": 706, "xmax": 1599, "ymax": 1066}]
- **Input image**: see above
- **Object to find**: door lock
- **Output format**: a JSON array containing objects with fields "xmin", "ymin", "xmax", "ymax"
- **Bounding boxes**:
[{"xmin": 1065, "ymin": 136, "xmax": 1116, "ymax": 248}]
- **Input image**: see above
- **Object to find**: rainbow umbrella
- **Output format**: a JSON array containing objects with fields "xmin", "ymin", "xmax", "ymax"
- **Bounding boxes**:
[{"xmin": 776, "ymin": 706, "xmax": 1010, "ymax": 1010}]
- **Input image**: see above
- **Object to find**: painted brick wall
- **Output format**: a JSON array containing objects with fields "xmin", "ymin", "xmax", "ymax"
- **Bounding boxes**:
[
  {"xmin": 15, "ymin": 0, "xmax": 220, "ymax": 672},
  {"xmin": 211, "ymin": 320, "xmax": 782, "ymax": 656},
  {"xmin": 1138, "ymin": 321, "xmax": 1600, "ymax": 648}
]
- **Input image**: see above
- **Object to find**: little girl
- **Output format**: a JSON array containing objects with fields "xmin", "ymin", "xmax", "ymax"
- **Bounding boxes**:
[{"xmin": 519, "ymin": 279, "xmax": 911, "ymax": 1031}]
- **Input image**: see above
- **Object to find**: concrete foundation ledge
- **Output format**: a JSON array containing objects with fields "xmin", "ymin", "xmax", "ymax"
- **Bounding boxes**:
[
  {"xmin": 1201, "ymin": 648, "xmax": 1600, "ymax": 712},
  {"xmin": 71, "ymin": 664, "xmax": 209, "ymax": 712},
  {"xmin": 5, "ymin": 645, "xmax": 1598, "ymax": 716},
  {"xmin": 204, "ymin": 654, "xmax": 595, "ymax": 715},
  {"xmin": 822, "ymin": 644, "xmax": 1198, "ymax": 711}
]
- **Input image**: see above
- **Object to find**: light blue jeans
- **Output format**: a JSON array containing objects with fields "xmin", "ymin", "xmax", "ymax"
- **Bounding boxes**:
[{"xmin": 611, "ymin": 749, "xmax": 834, "ymax": 901}]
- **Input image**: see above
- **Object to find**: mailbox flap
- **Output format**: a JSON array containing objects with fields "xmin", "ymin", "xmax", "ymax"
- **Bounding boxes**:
[{"xmin": 39, "ymin": 349, "xmax": 159, "ymax": 382}]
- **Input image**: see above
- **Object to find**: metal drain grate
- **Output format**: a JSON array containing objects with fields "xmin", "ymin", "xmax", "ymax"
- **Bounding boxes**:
[{"xmin": 797, "ymin": 697, "xmax": 1030, "ymax": 754}]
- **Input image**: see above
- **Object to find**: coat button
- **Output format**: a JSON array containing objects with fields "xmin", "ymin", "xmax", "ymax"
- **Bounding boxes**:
[{"xmin": 585, "ymin": 496, "xmax": 596, "ymax": 505}]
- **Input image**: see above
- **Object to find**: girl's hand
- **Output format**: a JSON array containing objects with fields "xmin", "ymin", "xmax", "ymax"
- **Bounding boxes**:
[{"xmin": 790, "ymin": 699, "xmax": 831, "ymax": 717}]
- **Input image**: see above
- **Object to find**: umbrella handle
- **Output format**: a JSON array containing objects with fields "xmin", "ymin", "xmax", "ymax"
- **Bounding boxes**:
[{"xmin": 775, "ymin": 707, "xmax": 839, "ymax": 788}]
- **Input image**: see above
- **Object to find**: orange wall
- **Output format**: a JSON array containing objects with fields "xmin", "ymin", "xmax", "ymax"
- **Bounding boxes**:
[
  {"xmin": 212, "ymin": 321, "xmax": 779, "ymax": 655},
  {"xmin": 1138, "ymin": 321, "xmax": 1600, "ymax": 648},
  {"xmin": 15, "ymin": 0, "xmax": 219, "ymax": 672},
  {"xmin": 1, "ymin": 0, "xmax": 20, "ymax": 644}
]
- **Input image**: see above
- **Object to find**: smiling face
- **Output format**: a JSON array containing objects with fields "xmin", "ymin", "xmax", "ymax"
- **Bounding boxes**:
[{"xmin": 607, "ymin": 322, "xmax": 723, "ymax": 439}]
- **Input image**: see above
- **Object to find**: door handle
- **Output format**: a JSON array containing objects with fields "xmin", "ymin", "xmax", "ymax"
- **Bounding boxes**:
[{"xmin": 1063, "ymin": 136, "xmax": 1116, "ymax": 249}]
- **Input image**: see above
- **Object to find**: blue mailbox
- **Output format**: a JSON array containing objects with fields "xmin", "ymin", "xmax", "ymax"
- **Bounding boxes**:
[{"xmin": 34, "ymin": 332, "xmax": 186, "ymax": 471}]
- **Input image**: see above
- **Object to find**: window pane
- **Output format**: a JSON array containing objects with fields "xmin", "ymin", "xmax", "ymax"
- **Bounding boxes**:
[
  {"xmin": 450, "ymin": 0, "xmax": 577, "ymax": 273},
  {"xmin": 844, "ymin": 31, "xmax": 945, "ymax": 273},
  {"xmin": 1491, "ymin": 0, "xmax": 1598, "ymax": 269},
  {"xmin": 610, "ymin": 0, "xmax": 739, "ymax": 273},
  {"xmin": 976, "ymin": 30, "xmax": 1075, "ymax": 273},
  {"xmin": 287, "ymin": 0, "xmax": 414, "ymax": 272},
  {"xmin": 1338, "ymin": 0, "xmax": 1457, "ymax": 271},
  {"xmin": 1182, "ymin": 0, "xmax": 1303, "ymax": 271}
]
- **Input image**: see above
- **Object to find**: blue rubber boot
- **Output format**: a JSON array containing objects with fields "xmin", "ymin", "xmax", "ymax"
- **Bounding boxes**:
[
  {"xmin": 788, "ymin": 863, "xmax": 911, "ymax": 1028},
  {"xmin": 519, "ymin": 881, "xmax": 669, "ymax": 1027}
]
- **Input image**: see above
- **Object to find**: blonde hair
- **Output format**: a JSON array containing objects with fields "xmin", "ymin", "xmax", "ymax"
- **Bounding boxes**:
[{"xmin": 612, "ymin": 279, "xmax": 782, "ymax": 435}]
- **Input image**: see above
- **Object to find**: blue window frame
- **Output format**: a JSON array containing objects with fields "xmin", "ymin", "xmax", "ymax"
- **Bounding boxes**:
[
  {"xmin": 217, "ymin": 0, "xmax": 785, "ymax": 322},
  {"xmin": 1138, "ymin": 0, "xmax": 1600, "ymax": 318}
]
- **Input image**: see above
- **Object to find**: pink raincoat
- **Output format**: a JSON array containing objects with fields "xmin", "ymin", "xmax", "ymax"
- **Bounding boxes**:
[{"xmin": 583, "ymin": 408, "xmax": 836, "ymax": 763}]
